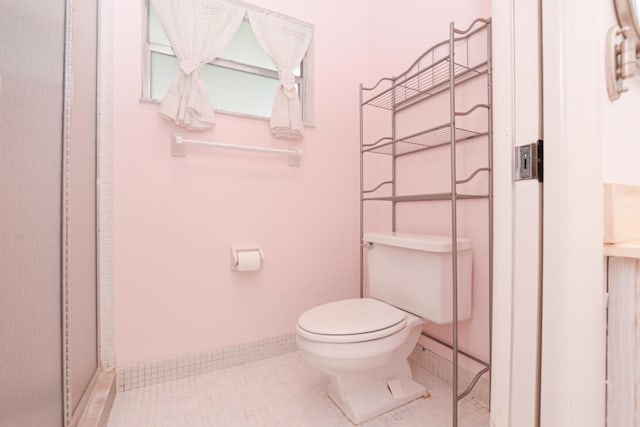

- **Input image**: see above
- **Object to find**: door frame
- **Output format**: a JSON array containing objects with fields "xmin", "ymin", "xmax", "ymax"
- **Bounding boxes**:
[
  {"xmin": 490, "ymin": 0, "xmax": 542, "ymax": 425},
  {"xmin": 491, "ymin": 0, "xmax": 606, "ymax": 426}
]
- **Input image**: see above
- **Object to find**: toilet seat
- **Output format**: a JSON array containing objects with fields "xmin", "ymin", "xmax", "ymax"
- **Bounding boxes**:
[{"xmin": 297, "ymin": 298, "xmax": 407, "ymax": 343}]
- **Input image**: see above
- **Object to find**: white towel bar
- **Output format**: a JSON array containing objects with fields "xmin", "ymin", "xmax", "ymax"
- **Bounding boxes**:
[{"xmin": 171, "ymin": 134, "xmax": 302, "ymax": 166}]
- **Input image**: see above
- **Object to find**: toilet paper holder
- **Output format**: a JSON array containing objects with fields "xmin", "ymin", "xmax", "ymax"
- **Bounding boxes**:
[{"xmin": 230, "ymin": 246, "xmax": 265, "ymax": 271}]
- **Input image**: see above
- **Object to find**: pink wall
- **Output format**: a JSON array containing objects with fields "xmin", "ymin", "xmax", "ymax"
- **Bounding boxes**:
[
  {"xmin": 365, "ymin": 0, "xmax": 492, "ymax": 365},
  {"xmin": 601, "ymin": 3, "xmax": 640, "ymax": 185},
  {"xmin": 113, "ymin": 0, "xmax": 495, "ymax": 367},
  {"xmin": 113, "ymin": 0, "xmax": 369, "ymax": 365}
]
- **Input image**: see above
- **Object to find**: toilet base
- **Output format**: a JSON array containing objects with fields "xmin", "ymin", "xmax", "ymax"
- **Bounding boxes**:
[{"xmin": 328, "ymin": 377, "xmax": 426, "ymax": 424}]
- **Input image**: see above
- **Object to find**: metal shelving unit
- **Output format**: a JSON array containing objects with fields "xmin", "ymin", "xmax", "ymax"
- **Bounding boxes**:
[{"xmin": 358, "ymin": 18, "xmax": 493, "ymax": 426}]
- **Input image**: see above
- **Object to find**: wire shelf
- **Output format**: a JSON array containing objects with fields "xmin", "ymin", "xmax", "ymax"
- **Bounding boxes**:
[
  {"xmin": 362, "ymin": 124, "xmax": 487, "ymax": 157},
  {"xmin": 362, "ymin": 59, "xmax": 488, "ymax": 110},
  {"xmin": 362, "ymin": 193, "xmax": 489, "ymax": 202}
]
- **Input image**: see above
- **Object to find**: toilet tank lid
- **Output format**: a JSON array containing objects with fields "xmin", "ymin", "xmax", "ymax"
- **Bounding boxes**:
[{"xmin": 363, "ymin": 232, "xmax": 471, "ymax": 252}]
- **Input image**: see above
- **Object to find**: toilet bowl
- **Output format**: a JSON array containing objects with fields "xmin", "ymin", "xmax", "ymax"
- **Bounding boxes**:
[
  {"xmin": 295, "ymin": 232, "xmax": 473, "ymax": 424},
  {"xmin": 296, "ymin": 298, "xmax": 426, "ymax": 424}
]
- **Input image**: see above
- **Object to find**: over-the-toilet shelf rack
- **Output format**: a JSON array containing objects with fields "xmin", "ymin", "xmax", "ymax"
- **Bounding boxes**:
[{"xmin": 358, "ymin": 18, "xmax": 492, "ymax": 427}]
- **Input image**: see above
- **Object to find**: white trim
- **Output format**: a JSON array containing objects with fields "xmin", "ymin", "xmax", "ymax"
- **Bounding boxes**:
[
  {"xmin": 223, "ymin": 0, "xmax": 313, "ymax": 30},
  {"xmin": 301, "ymin": 33, "xmax": 315, "ymax": 126},
  {"xmin": 508, "ymin": 0, "xmax": 543, "ymax": 424},
  {"xmin": 147, "ymin": 43, "xmax": 298, "ymax": 82},
  {"xmin": 141, "ymin": 0, "xmax": 151, "ymax": 101},
  {"xmin": 138, "ymin": 97, "xmax": 316, "ymax": 128},
  {"xmin": 490, "ymin": 0, "xmax": 516, "ymax": 425}
]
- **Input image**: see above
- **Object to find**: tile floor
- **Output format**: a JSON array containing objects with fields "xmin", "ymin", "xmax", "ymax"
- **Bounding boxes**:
[{"xmin": 107, "ymin": 351, "xmax": 489, "ymax": 427}]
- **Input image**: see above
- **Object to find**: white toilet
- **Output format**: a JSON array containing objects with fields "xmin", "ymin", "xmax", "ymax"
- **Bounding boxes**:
[{"xmin": 296, "ymin": 232, "xmax": 472, "ymax": 424}]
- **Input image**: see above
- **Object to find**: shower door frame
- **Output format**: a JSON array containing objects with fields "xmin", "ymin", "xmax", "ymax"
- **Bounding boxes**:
[{"xmin": 61, "ymin": 0, "xmax": 104, "ymax": 424}]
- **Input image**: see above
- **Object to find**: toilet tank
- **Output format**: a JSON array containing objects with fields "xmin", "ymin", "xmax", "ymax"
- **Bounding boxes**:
[{"xmin": 363, "ymin": 232, "xmax": 472, "ymax": 324}]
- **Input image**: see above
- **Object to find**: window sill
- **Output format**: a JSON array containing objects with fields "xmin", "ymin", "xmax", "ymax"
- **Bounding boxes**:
[{"xmin": 139, "ymin": 97, "xmax": 316, "ymax": 128}]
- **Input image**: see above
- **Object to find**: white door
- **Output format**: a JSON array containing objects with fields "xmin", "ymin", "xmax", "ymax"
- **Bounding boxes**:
[{"xmin": 539, "ymin": 0, "xmax": 606, "ymax": 426}]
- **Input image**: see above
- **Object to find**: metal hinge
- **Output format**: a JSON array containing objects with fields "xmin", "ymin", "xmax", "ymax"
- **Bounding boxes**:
[{"xmin": 514, "ymin": 139, "xmax": 543, "ymax": 182}]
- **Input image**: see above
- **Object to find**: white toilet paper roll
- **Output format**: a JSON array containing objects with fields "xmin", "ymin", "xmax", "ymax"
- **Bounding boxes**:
[{"xmin": 236, "ymin": 250, "xmax": 262, "ymax": 272}]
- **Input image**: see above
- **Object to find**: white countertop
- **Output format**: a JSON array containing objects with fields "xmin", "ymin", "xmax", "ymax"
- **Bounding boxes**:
[{"xmin": 604, "ymin": 240, "xmax": 640, "ymax": 259}]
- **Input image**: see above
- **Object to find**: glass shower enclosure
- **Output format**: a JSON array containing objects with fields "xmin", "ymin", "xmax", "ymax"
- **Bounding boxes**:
[{"xmin": 0, "ymin": 0, "xmax": 100, "ymax": 425}]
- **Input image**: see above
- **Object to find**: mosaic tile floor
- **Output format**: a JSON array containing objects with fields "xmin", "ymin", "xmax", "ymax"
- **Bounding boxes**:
[{"xmin": 107, "ymin": 351, "xmax": 489, "ymax": 427}]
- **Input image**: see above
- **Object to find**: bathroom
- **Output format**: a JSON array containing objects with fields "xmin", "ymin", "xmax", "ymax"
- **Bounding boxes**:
[{"xmin": 2, "ymin": 0, "xmax": 640, "ymax": 426}]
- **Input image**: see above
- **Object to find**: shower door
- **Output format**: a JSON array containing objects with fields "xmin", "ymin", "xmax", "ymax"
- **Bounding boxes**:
[
  {"xmin": 0, "ymin": 0, "xmax": 100, "ymax": 425},
  {"xmin": 0, "ymin": 1, "xmax": 67, "ymax": 426}
]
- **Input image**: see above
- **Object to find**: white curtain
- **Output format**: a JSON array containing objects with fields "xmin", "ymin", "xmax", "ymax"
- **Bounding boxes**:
[
  {"xmin": 247, "ymin": 10, "xmax": 312, "ymax": 138},
  {"xmin": 151, "ymin": 0, "xmax": 245, "ymax": 130}
]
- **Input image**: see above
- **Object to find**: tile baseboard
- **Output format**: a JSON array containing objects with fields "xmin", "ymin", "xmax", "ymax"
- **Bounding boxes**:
[
  {"xmin": 116, "ymin": 334, "xmax": 490, "ymax": 406},
  {"xmin": 117, "ymin": 333, "xmax": 297, "ymax": 392}
]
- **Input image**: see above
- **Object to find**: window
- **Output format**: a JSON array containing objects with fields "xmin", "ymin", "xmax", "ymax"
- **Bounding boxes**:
[{"xmin": 142, "ymin": 0, "xmax": 314, "ymax": 124}]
